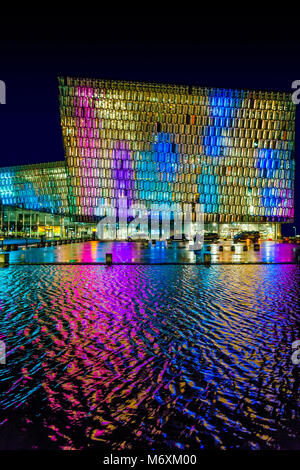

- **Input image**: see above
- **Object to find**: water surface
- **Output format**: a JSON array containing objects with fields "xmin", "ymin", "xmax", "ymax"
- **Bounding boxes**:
[
  {"xmin": 0, "ymin": 264, "xmax": 299, "ymax": 450},
  {"xmin": 6, "ymin": 240, "xmax": 300, "ymax": 264}
]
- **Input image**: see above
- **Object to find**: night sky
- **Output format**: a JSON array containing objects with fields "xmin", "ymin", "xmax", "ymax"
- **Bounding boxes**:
[{"xmin": 0, "ymin": 15, "xmax": 299, "ymax": 234}]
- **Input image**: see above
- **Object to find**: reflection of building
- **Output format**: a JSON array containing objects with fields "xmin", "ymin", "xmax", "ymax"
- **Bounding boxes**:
[{"xmin": 0, "ymin": 77, "xmax": 296, "ymax": 239}]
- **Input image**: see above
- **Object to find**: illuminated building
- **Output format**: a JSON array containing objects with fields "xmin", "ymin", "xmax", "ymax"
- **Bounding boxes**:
[
  {"xmin": 0, "ymin": 77, "xmax": 296, "ymax": 240},
  {"xmin": 0, "ymin": 162, "xmax": 73, "ymax": 238},
  {"xmin": 0, "ymin": 161, "xmax": 69, "ymax": 214}
]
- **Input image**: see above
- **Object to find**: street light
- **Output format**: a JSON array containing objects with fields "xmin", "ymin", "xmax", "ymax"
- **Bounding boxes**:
[{"xmin": 293, "ymin": 226, "xmax": 297, "ymax": 237}]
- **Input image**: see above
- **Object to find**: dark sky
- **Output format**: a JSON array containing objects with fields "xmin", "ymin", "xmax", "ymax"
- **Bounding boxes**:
[{"xmin": 0, "ymin": 15, "xmax": 299, "ymax": 233}]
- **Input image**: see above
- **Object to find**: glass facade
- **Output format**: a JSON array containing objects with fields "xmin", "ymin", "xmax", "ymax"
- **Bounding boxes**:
[
  {"xmin": 0, "ymin": 77, "xmax": 296, "ymax": 239},
  {"xmin": 58, "ymin": 77, "xmax": 295, "ymax": 224},
  {"xmin": 0, "ymin": 161, "xmax": 69, "ymax": 215}
]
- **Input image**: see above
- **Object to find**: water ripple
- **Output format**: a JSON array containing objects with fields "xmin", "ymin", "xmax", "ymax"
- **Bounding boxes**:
[{"xmin": 0, "ymin": 265, "xmax": 299, "ymax": 450}]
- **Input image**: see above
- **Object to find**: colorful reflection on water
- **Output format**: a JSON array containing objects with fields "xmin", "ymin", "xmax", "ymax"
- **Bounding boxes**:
[
  {"xmin": 0, "ymin": 265, "xmax": 299, "ymax": 450},
  {"xmin": 7, "ymin": 240, "xmax": 300, "ymax": 264}
]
